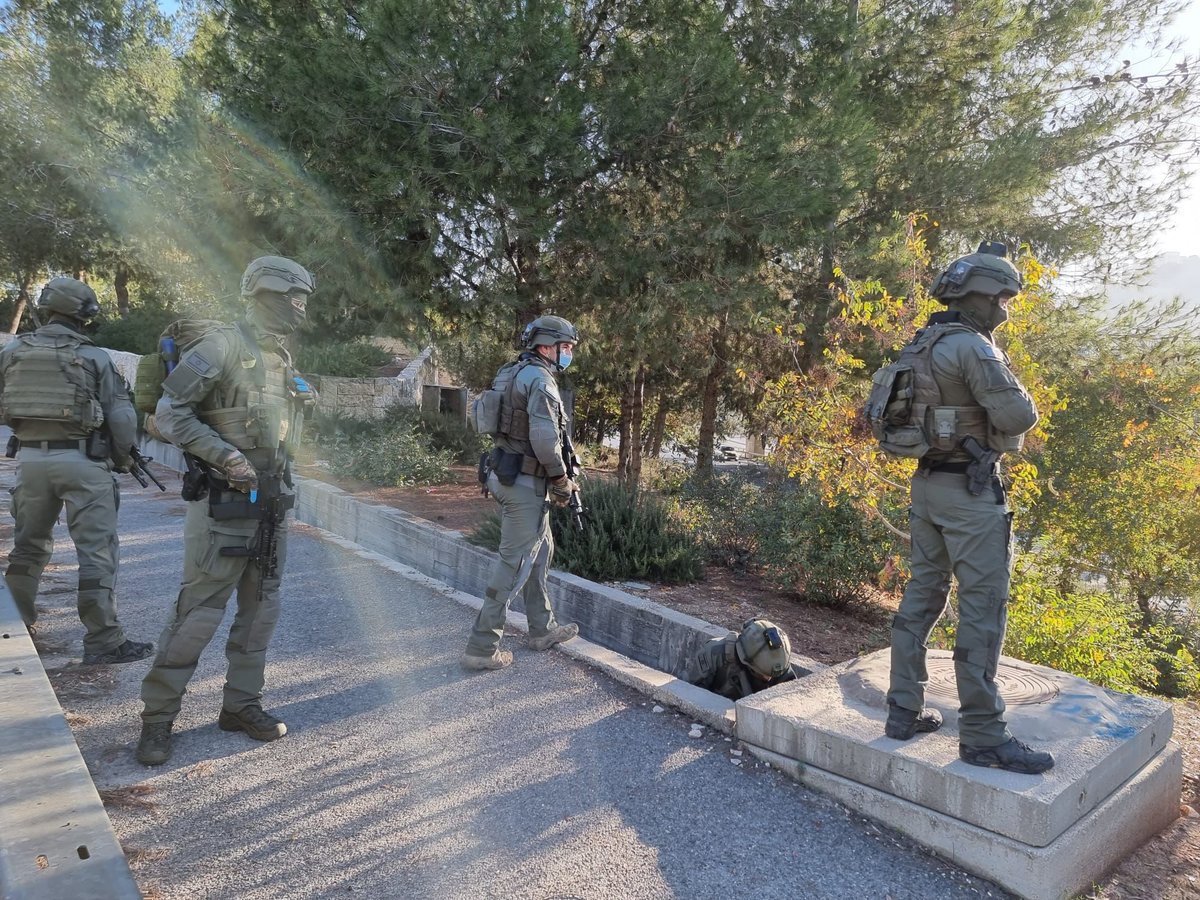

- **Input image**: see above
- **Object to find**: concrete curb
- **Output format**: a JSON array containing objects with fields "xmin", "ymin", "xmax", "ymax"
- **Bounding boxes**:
[{"xmin": 0, "ymin": 586, "xmax": 141, "ymax": 900}]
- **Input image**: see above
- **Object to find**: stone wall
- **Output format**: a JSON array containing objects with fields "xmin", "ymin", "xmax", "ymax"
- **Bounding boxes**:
[{"xmin": 311, "ymin": 346, "xmax": 438, "ymax": 420}]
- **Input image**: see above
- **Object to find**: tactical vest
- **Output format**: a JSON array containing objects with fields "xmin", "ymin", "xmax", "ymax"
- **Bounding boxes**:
[
  {"xmin": 195, "ymin": 324, "xmax": 302, "ymax": 468},
  {"xmin": 864, "ymin": 323, "xmax": 991, "ymax": 459},
  {"xmin": 0, "ymin": 332, "xmax": 105, "ymax": 434}
]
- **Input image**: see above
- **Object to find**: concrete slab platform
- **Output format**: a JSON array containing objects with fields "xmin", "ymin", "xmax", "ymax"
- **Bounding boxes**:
[
  {"xmin": 745, "ymin": 742, "xmax": 1182, "ymax": 900},
  {"xmin": 736, "ymin": 649, "xmax": 1175, "ymax": 846}
]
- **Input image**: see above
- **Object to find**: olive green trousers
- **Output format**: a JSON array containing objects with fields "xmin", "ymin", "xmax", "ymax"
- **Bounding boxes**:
[
  {"xmin": 888, "ymin": 469, "xmax": 1014, "ymax": 747},
  {"xmin": 4, "ymin": 447, "xmax": 127, "ymax": 656},
  {"xmin": 140, "ymin": 499, "xmax": 287, "ymax": 723}
]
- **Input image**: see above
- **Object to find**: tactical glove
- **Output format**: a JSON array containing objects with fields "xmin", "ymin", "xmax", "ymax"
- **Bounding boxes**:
[
  {"xmin": 221, "ymin": 450, "xmax": 259, "ymax": 495},
  {"xmin": 548, "ymin": 475, "xmax": 578, "ymax": 507}
]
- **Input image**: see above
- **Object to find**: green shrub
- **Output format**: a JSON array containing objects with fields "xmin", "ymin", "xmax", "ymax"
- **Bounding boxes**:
[
  {"xmin": 313, "ymin": 406, "xmax": 452, "ymax": 486},
  {"xmin": 419, "ymin": 410, "xmax": 487, "ymax": 464},
  {"xmin": 974, "ymin": 563, "xmax": 1200, "ymax": 697},
  {"xmin": 295, "ymin": 338, "xmax": 391, "ymax": 377},
  {"xmin": 469, "ymin": 479, "xmax": 704, "ymax": 583},
  {"xmin": 750, "ymin": 484, "xmax": 894, "ymax": 607}
]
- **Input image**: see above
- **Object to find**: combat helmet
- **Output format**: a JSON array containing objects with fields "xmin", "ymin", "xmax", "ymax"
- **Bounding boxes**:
[
  {"xmin": 240, "ymin": 256, "xmax": 316, "ymax": 298},
  {"xmin": 735, "ymin": 618, "xmax": 792, "ymax": 680},
  {"xmin": 930, "ymin": 241, "xmax": 1021, "ymax": 303},
  {"xmin": 37, "ymin": 277, "xmax": 100, "ymax": 322},
  {"xmin": 522, "ymin": 315, "xmax": 579, "ymax": 349}
]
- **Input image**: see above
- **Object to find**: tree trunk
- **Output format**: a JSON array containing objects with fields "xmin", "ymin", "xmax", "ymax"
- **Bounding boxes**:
[
  {"xmin": 647, "ymin": 386, "xmax": 670, "ymax": 458},
  {"xmin": 115, "ymin": 266, "xmax": 130, "ymax": 317},
  {"xmin": 616, "ymin": 373, "xmax": 635, "ymax": 483},
  {"xmin": 695, "ymin": 319, "xmax": 728, "ymax": 477},
  {"xmin": 629, "ymin": 364, "xmax": 647, "ymax": 486},
  {"xmin": 7, "ymin": 274, "xmax": 32, "ymax": 334}
]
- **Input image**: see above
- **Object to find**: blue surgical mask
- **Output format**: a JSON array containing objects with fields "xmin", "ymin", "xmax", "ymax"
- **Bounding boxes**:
[{"xmin": 558, "ymin": 349, "xmax": 573, "ymax": 370}]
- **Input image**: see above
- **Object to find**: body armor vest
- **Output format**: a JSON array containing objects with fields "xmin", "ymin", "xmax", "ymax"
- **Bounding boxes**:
[
  {"xmin": 865, "ymin": 323, "xmax": 991, "ymax": 459},
  {"xmin": 196, "ymin": 324, "xmax": 301, "ymax": 468},
  {"xmin": 0, "ymin": 332, "xmax": 105, "ymax": 434}
]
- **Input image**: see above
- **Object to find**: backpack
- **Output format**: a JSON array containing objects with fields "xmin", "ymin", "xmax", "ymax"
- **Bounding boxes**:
[
  {"xmin": 133, "ymin": 318, "xmax": 223, "ymax": 415},
  {"xmin": 863, "ymin": 324, "xmax": 975, "ymax": 459}
]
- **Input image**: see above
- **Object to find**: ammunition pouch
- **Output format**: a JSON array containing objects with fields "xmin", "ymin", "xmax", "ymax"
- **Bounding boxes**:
[
  {"xmin": 5, "ymin": 435, "xmax": 17, "ymax": 458},
  {"xmin": 207, "ymin": 474, "xmax": 295, "ymax": 522},
  {"xmin": 491, "ymin": 447, "xmax": 523, "ymax": 486}
]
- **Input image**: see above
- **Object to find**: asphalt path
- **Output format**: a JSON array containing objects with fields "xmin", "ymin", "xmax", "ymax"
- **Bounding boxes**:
[{"xmin": 0, "ymin": 456, "xmax": 1009, "ymax": 900}]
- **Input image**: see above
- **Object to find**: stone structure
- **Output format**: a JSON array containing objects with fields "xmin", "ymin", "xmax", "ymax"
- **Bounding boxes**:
[{"xmin": 736, "ymin": 650, "xmax": 1181, "ymax": 900}]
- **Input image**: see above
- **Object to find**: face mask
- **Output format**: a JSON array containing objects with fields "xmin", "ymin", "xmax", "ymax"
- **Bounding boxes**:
[
  {"xmin": 557, "ymin": 348, "xmax": 573, "ymax": 370},
  {"xmin": 253, "ymin": 291, "xmax": 308, "ymax": 336}
]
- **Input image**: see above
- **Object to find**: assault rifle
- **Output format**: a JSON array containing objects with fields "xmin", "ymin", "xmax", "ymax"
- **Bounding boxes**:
[
  {"xmin": 960, "ymin": 435, "xmax": 1000, "ymax": 497},
  {"xmin": 560, "ymin": 430, "xmax": 586, "ymax": 532},
  {"xmin": 128, "ymin": 446, "xmax": 166, "ymax": 491}
]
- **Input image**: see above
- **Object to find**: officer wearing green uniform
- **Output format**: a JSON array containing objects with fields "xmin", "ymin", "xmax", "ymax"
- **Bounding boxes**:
[
  {"xmin": 461, "ymin": 315, "xmax": 581, "ymax": 671},
  {"xmin": 687, "ymin": 618, "xmax": 797, "ymax": 701},
  {"xmin": 137, "ymin": 256, "xmax": 316, "ymax": 766},
  {"xmin": 885, "ymin": 243, "xmax": 1054, "ymax": 775},
  {"xmin": 1, "ymin": 277, "xmax": 152, "ymax": 665}
]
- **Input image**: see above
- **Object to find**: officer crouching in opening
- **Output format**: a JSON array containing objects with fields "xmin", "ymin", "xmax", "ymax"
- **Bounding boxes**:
[
  {"xmin": 687, "ymin": 618, "xmax": 798, "ymax": 701},
  {"xmin": 461, "ymin": 315, "xmax": 582, "ymax": 671},
  {"xmin": 0, "ymin": 277, "xmax": 153, "ymax": 665}
]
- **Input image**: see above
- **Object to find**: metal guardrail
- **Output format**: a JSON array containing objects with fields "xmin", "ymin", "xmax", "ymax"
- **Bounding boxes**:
[{"xmin": 0, "ymin": 585, "xmax": 141, "ymax": 900}]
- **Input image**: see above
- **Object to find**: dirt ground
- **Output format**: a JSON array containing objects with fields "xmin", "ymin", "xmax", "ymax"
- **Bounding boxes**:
[{"xmin": 293, "ymin": 463, "xmax": 1200, "ymax": 897}]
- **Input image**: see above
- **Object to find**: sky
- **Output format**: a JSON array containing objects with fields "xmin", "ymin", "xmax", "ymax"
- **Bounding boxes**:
[{"xmin": 1139, "ymin": 0, "xmax": 1200, "ymax": 257}]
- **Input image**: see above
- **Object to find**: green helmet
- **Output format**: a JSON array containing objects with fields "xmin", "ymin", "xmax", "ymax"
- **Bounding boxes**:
[
  {"xmin": 240, "ymin": 256, "xmax": 316, "ymax": 298},
  {"xmin": 931, "ymin": 241, "xmax": 1021, "ymax": 303},
  {"xmin": 522, "ymin": 314, "xmax": 579, "ymax": 349},
  {"xmin": 37, "ymin": 277, "xmax": 100, "ymax": 321},
  {"xmin": 735, "ymin": 618, "xmax": 792, "ymax": 680}
]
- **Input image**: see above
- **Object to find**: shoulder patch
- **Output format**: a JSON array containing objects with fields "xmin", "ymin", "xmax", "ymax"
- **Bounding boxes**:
[
  {"xmin": 972, "ymin": 342, "xmax": 1005, "ymax": 363},
  {"xmin": 185, "ymin": 351, "xmax": 215, "ymax": 377}
]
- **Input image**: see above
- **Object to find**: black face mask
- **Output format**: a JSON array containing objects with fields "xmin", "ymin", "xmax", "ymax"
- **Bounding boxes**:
[{"xmin": 251, "ymin": 290, "xmax": 308, "ymax": 336}]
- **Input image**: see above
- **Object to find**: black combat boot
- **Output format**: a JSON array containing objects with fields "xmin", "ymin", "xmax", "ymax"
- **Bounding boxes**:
[
  {"xmin": 885, "ymin": 701, "xmax": 943, "ymax": 740},
  {"xmin": 136, "ymin": 721, "xmax": 174, "ymax": 766},
  {"xmin": 960, "ymin": 738, "xmax": 1055, "ymax": 774},
  {"xmin": 83, "ymin": 639, "xmax": 154, "ymax": 665},
  {"xmin": 219, "ymin": 704, "xmax": 287, "ymax": 742}
]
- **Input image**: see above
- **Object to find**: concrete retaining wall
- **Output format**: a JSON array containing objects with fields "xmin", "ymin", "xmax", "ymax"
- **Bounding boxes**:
[{"xmin": 0, "ymin": 587, "xmax": 141, "ymax": 900}]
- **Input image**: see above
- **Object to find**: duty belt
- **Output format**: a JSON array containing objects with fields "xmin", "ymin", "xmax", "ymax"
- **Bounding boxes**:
[
  {"xmin": 14, "ymin": 439, "xmax": 88, "ymax": 452},
  {"xmin": 918, "ymin": 460, "xmax": 973, "ymax": 474}
]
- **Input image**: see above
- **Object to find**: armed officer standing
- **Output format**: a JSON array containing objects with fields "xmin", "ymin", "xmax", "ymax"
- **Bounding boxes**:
[
  {"xmin": 137, "ymin": 256, "xmax": 316, "ymax": 766},
  {"xmin": 461, "ymin": 315, "xmax": 582, "ymax": 671},
  {"xmin": 884, "ymin": 243, "xmax": 1053, "ymax": 775},
  {"xmin": 1, "ymin": 277, "xmax": 152, "ymax": 664}
]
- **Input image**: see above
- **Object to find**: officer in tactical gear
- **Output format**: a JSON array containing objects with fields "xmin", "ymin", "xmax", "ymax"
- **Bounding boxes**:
[
  {"xmin": 687, "ymin": 618, "xmax": 798, "ymax": 701},
  {"xmin": 885, "ymin": 243, "xmax": 1054, "ymax": 775},
  {"xmin": 137, "ymin": 256, "xmax": 316, "ymax": 766},
  {"xmin": 0, "ymin": 277, "xmax": 152, "ymax": 665},
  {"xmin": 461, "ymin": 315, "xmax": 581, "ymax": 671}
]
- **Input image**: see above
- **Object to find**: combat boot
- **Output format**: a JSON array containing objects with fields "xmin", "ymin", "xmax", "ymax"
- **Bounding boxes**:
[
  {"xmin": 219, "ymin": 705, "xmax": 287, "ymax": 742},
  {"xmin": 884, "ymin": 701, "xmax": 943, "ymax": 740},
  {"xmin": 83, "ymin": 639, "xmax": 154, "ymax": 666},
  {"xmin": 527, "ymin": 623, "xmax": 579, "ymax": 651},
  {"xmin": 136, "ymin": 721, "xmax": 174, "ymax": 766},
  {"xmin": 960, "ymin": 737, "xmax": 1055, "ymax": 775},
  {"xmin": 460, "ymin": 649, "xmax": 513, "ymax": 671}
]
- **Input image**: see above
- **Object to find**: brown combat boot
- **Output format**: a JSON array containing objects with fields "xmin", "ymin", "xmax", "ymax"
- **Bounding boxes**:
[
  {"xmin": 527, "ymin": 623, "xmax": 579, "ymax": 651},
  {"xmin": 137, "ymin": 721, "xmax": 174, "ymax": 766},
  {"xmin": 219, "ymin": 705, "xmax": 287, "ymax": 742},
  {"xmin": 460, "ymin": 649, "xmax": 514, "ymax": 671}
]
